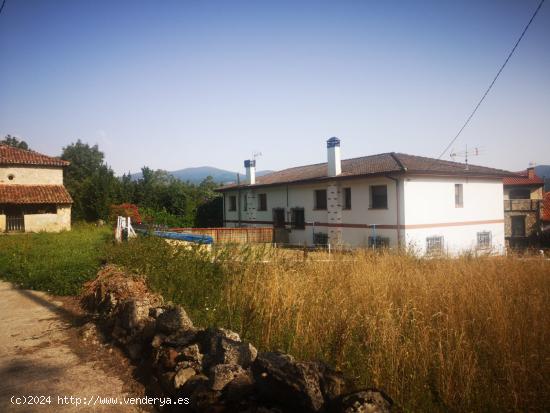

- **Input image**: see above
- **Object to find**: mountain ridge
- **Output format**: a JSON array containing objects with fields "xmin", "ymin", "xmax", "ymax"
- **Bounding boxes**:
[{"xmin": 130, "ymin": 166, "xmax": 273, "ymax": 184}]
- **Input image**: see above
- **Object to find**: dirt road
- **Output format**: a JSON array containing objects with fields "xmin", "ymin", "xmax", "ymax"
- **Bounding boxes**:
[{"xmin": 0, "ymin": 281, "xmax": 147, "ymax": 412}]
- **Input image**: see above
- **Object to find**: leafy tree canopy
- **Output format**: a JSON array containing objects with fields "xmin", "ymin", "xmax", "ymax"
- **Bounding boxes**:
[
  {"xmin": 1, "ymin": 134, "xmax": 29, "ymax": 150},
  {"xmin": 61, "ymin": 140, "xmax": 105, "ymax": 182},
  {"xmin": 60, "ymin": 140, "xmax": 222, "ymax": 226}
]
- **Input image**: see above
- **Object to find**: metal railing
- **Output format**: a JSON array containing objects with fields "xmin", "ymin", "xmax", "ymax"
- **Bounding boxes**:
[{"xmin": 504, "ymin": 199, "xmax": 541, "ymax": 212}]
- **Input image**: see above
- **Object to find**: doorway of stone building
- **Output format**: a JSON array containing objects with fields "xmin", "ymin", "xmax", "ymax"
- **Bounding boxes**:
[{"xmin": 5, "ymin": 206, "xmax": 25, "ymax": 232}]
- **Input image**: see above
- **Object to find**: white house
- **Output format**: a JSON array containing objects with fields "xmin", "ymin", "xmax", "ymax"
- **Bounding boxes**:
[{"xmin": 217, "ymin": 138, "xmax": 513, "ymax": 255}]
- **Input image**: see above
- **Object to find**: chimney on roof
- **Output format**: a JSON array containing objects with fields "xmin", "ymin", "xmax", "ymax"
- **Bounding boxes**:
[
  {"xmin": 327, "ymin": 137, "xmax": 342, "ymax": 177},
  {"xmin": 527, "ymin": 167, "xmax": 535, "ymax": 180},
  {"xmin": 244, "ymin": 159, "xmax": 256, "ymax": 185}
]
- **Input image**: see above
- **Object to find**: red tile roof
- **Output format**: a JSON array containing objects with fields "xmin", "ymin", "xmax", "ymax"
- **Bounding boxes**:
[
  {"xmin": 0, "ymin": 185, "xmax": 73, "ymax": 204},
  {"xmin": 503, "ymin": 170, "xmax": 544, "ymax": 186},
  {"xmin": 218, "ymin": 152, "xmax": 514, "ymax": 191},
  {"xmin": 542, "ymin": 192, "xmax": 550, "ymax": 222},
  {"xmin": 0, "ymin": 145, "xmax": 70, "ymax": 167}
]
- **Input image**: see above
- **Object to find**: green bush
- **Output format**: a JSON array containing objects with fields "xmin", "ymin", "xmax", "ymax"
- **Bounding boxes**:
[
  {"xmin": 106, "ymin": 235, "xmax": 229, "ymax": 326},
  {"xmin": 0, "ymin": 224, "xmax": 111, "ymax": 295},
  {"xmin": 139, "ymin": 206, "xmax": 194, "ymax": 228}
]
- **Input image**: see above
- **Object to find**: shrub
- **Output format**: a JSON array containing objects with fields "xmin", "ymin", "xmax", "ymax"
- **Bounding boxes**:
[
  {"xmin": 139, "ymin": 206, "xmax": 194, "ymax": 228},
  {"xmin": 105, "ymin": 235, "xmax": 226, "ymax": 326},
  {"xmin": 109, "ymin": 203, "xmax": 142, "ymax": 224}
]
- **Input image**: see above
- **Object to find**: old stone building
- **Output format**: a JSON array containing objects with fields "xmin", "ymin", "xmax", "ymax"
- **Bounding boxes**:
[
  {"xmin": 0, "ymin": 145, "xmax": 72, "ymax": 233},
  {"xmin": 503, "ymin": 167, "xmax": 544, "ymax": 248}
]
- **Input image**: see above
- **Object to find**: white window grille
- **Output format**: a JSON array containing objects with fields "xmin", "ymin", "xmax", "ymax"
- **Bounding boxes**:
[
  {"xmin": 477, "ymin": 231, "xmax": 492, "ymax": 249},
  {"xmin": 426, "ymin": 236, "xmax": 444, "ymax": 255}
]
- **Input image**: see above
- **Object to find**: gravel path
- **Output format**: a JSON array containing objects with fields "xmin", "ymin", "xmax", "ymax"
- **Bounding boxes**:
[{"xmin": 0, "ymin": 281, "xmax": 146, "ymax": 412}]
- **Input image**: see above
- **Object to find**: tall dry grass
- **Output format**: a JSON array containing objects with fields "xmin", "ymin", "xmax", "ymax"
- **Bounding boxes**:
[
  {"xmin": 220, "ymin": 248, "xmax": 550, "ymax": 412},
  {"xmin": 107, "ymin": 238, "xmax": 550, "ymax": 412}
]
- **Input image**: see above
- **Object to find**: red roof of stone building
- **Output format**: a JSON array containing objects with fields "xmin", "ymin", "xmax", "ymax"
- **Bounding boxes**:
[
  {"xmin": 503, "ymin": 169, "xmax": 544, "ymax": 186},
  {"xmin": 0, "ymin": 145, "xmax": 70, "ymax": 167},
  {"xmin": 542, "ymin": 192, "xmax": 550, "ymax": 222},
  {"xmin": 0, "ymin": 185, "xmax": 73, "ymax": 204},
  {"xmin": 218, "ymin": 152, "xmax": 514, "ymax": 191}
]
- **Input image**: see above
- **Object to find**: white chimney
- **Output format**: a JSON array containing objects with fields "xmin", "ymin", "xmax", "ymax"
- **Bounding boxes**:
[
  {"xmin": 327, "ymin": 137, "xmax": 341, "ymax": 177},
  {"xmin": 244, "ymin": 159, "xmax": 256, "ymax": 185}
]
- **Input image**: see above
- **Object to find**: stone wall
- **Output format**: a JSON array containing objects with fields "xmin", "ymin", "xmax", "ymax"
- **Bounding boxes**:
[
  {"xmin": 504, "ymin": 211, "xmax": 539, "ymax": 238},
  {"xmin": 532, "ymin": 186, "xmax": 543, "ymax": 200},
  {"xmin": 80, "ymin": 265, "xmax": 393, "ymax": 413},
  {"xmin": 0, "ymin": 165, "xmax": 63, "ymax": 185},
  {"xmin": 23, "ymin": 205, "xmax": 71, "ymax": 233}
]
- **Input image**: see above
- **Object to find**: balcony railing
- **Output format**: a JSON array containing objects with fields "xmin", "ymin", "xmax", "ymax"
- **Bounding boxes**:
[{"xmin": 504, "ymin": 199, "xmax": 541, "ymax": 212}]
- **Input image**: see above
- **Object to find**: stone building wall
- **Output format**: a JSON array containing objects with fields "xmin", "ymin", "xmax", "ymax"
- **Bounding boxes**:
[
  {"xmin": 23, "ymin": 205, "xmax": 71, "ymax": 232},
  {"xmin": 0, "ymin": 166, "xmax": 63, "ymax": 185},
  {"xmin": 504, "ymin": 211, "xmax": 539, "ymax": 238},
  {"xmin": 531, "ymin": 186, "xmax": 543, "ymax": 200}
]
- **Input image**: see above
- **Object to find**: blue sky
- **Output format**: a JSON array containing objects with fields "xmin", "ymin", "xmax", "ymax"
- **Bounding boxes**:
[{"xmin": 1, "ymin": 0, "xmax": 548, "ymax": 175}]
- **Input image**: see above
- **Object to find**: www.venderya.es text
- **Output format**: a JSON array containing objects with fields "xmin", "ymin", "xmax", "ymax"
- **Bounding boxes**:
[{"xmin": 11, "ymin": 395, "xmax": 190, "ymax": 407}]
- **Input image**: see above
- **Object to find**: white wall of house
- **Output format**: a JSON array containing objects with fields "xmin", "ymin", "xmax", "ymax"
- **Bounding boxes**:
[
  {"xmin": 224, "ymin": 176, "xmax": 402, "ymax": 247},
  {"xmin": 402, "ymin": 177, "xmax": 505, "ymax": 254},
  {"xmin": 223, "ymin": 175, "xmax": 505, "ymax": 255},
  {"xmin": 404, "ymin": 223, "xmax": 505, "ymax": 255},
  {"xmin": 0, "ymin": 166, "xmax": 64, "ymax": 185}
]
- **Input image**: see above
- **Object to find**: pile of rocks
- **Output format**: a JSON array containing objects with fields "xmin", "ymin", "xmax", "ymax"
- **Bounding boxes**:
[{"xmin": 81, "ymin": 265, "xmax": 392, "ymax": 413}]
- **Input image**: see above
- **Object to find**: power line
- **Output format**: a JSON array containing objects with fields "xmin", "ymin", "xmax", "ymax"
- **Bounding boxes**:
[
  {"xmin": 433, "ymin": 0, "xmax": 546, "ymax": 163},
  {"xmin": 0, "ymin": 0, "xmax": 7, "ymax": 16}
]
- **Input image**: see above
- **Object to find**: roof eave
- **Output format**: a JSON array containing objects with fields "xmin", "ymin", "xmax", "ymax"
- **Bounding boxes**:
[
  {"xmin": 215, "ymin": 170, "xmax": 407, "ymax": 192},
  {"xmin": 0, "ymin": 162, "xmax": 70, "ymax": 167},
  {"xmin": 404, "ymin": 170, "xmax": 515, "ymax": 179},
  {"xmin": 503, "ymin": 182, "xmax": 544, "ymax": 187}
]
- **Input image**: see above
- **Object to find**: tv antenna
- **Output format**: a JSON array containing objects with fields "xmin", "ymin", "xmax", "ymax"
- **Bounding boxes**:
[
  {"xmin": 450, "ymin": 145, "xmax": 483, "ymax": 170},
  {"xmin": 253, "ymin": 152, "xmax": 262, "ymax": 161}
]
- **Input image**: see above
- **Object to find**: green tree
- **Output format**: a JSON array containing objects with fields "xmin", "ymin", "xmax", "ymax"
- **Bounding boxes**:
[
  {"xmin": 116, "ymin": 173, "xmax": 136, "ymax": 204},
  {"xmin": 195, "ymin": 196, "xmax": 223, "ymax": 227},
  {"xmin": 59, "ymin": 140, "xmax": 224, "ymax": 226},
  {"xmin": 1, "ymin": 134, "xmax": 29, "ymax": 149},
  {"xmin": 194, "ymin": 176, "xmax": 222, "ymax": 226},
  {"xmin": 61, "ymin": 140, "xmax": 118, "ymax": 221}
]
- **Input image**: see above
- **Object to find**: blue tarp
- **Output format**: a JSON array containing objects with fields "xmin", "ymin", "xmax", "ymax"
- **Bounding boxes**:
[
  {"xmin": 135, "ymin": 228, "xmax": 213, "ymax": 244},
  {"xmin": 154, "ymin": 231, "xmax": 213, "ymax": 244}
]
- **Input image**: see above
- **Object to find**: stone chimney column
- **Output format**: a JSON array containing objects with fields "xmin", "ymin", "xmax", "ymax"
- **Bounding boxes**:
[
  {"xmin": 327, "ymin": 183, "xmax": 343, "ymax": 246},
  {"xmin": 527, "ymin": 167, "xmax": 535, "ymax": 179}
]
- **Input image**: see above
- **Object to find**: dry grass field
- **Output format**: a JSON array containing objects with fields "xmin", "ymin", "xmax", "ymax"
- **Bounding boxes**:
[
  {"xmin": 2, "ymin": 228, "xmax": 547, "ymax": 411},
  {"xmin": 106, "ymin": 238, "xmax": 550, "ymax": 412}
]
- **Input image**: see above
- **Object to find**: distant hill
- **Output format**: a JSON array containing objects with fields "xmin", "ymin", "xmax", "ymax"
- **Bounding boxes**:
[
  {"xmin": 535, "ymin": 165, "xmax": 550, "ymax": 191},
  {"xmin": 130, "ymin": 166, "xmax": 273, "ymax": 184}
]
